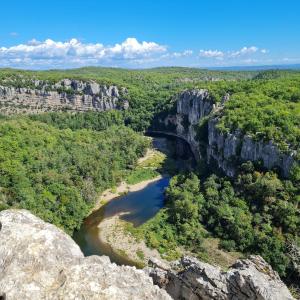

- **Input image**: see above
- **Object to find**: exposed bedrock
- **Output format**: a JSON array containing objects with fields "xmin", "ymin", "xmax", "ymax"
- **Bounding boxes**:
[
  {"xmin": 207, "ymin": 118, "xmax": 296, "ymax": 177},
  {"xmin": 0, "ymin": 209, "xmax": 170, "ymax": 300},
  {"xmin": 158, "ymin": 89, "xmax": 296, "ymax": 177},
  {"xmin": 146, "ymin": 256, "xmax": 294, "ymax": 300},
  {"xmin": 0, "ymin": 78, "xmax": 129, "ymax": 114}
]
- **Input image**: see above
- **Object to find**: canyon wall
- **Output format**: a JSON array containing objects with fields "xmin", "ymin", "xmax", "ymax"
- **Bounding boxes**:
[
  {"xmin": 207, "ymin": 117, "xmax": 296, "ymax": 177},
  {"xmin": 160, "ymin": 89, "xmax": 296, "ymax": 177},
  {"xmin": 0, "ymin": 78, "xmax": 129, "ymax": 114}
]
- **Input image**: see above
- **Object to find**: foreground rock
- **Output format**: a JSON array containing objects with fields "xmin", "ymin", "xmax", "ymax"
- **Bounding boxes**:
[
  {"xmin": 146, "ymin": 256, "xmax": 294, "ymax": 300},
  {"xmin": 0, "ymin": 209, "xmax": 170, "ymax": 300}
]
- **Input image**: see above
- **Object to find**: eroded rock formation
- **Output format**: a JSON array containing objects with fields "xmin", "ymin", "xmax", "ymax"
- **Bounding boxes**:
[
  {"xmin": 157, "ymin": 89, "xmax": 216, "ymax": 160},
  {"xmin": 146, "ymin": 256, "xmax": 294, "ymax": 300},
  {"xmin": 158, "ymin": 88, "xmax": 296, "ymax": 177},
  {"xmin": 0, "ymin": 78, "xmax": 129, "ymax": 114},
  {"xmin": 0, "ymin": 209, "xmax": 170, "ymax": 300},
  {"xmin": 207, "ymin": 117, "xmax": 296, "ymax": 177}
]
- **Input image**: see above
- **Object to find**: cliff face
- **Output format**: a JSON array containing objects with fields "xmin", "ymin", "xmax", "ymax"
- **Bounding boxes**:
[
  {"xmin": 0, "ymin": 209, "xmax": 170, "ymax": 300},
  {"xmin": 207, "ymin": 118, "xmax": 296, "ymax": 177},
  {"xmin": 146, "ymin": 256, "xmax": 294, "ymax": 300},
  {"xmin": 160, "ymin": 89, "xmax": 216, "ymax": 160},
  {"xmin": 0, "ymin": 78, "xmax": 129, "ymax": 114},
  {"xmin": 161, "ymin": 89, "xmax": 296, "ymax": 177}
]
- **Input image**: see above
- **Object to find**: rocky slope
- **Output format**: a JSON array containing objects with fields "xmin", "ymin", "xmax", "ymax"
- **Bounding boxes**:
[
  {"xmin": 146, "ymin": 256, "xmax": 294, "ymax": 300},
  {"xmin": 158, "ymin": 89, "xmax": 296, "ymax": 177},
  {"xmin": 0, "ymin": 209, "xmax": 170, "ymax": 300},
  {"xmin": 0, "ymin": 209, "xmax": 295, "ymax": 299},
  {"xmin": 0, "ymin": 78, "xmax": 129, "ymax": 114}
]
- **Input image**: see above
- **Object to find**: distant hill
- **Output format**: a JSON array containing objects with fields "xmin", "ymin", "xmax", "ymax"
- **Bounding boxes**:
[{"xmin": 208, "ymin": 64, "xmax": 300, "ymax": 71}]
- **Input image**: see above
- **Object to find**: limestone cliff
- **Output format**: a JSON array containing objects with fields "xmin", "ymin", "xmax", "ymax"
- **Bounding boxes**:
[
  {"xmin": 159, "ymin": 89, "xmax": 296, "ymax": 178},
  {"xmin": 207, "ymin": 117, "xmax": 296, "ymax": 177},
  {"xmin": 0, "ymin": 209, "xmax": 170, "ymax": 300},
  {"xmin": 155, "ymin": 89, "xmax": 216, "ymax": 160},
  {"xmin": 0, "ymin": 78, "xmax": 129, "ymax": 114},
  {"xmin": 146, "ymin": 256, "xmax": 294, "ymax": 300}
]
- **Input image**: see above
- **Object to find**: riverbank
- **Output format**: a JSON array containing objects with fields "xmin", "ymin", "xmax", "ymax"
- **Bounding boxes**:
[
  {"xmin": 97, "ymin": 214, "xmax": 167, "ymax": 267},
  {"xmin": 93, "ymin": 174, "xmax": 170, "ymax": 267},
  {"xmin": 92, "ymin": 140, "xmax": 168, "ymax": 212},
  {"xmin": 74, "ymin": 138, "xmax": 173, "ymax": 266},
  {"xmin": 92, "ymin": 175, "xmax": 163, "ymax": 212}
]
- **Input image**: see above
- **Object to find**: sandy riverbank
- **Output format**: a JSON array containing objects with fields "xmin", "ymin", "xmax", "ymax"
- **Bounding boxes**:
[
  {"xmin": 97, "ymin": 214, "xmax": 166, "ymax": 266},
  {"xmin": 88, "ymin": 142, "xmax": 170, "ymax": 266},
  {"xmin": 93, "ymin": 174, "xmax": 169, "ymax": 267},
  {"xmin": 92, "ymin": 175, "xmax": 163, "ymax": 212}
]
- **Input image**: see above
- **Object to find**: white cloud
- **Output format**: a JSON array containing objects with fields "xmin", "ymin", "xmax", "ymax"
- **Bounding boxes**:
[
  {"xmin": 230, "ymin": 46, "xmax": 258, "ymax": 57},
  {"xmin": 198, "ymin": 46, "xmax": 267, "ymax": 63},
  {"xmin": 0, "ymin": 38, "xmax": 271, "ymax": 68},
  {"xmin": 164, "ymin": 49, "xmax": 193, "ymax": 58},
  {"xmin": 182, "ymin": 50, "xmax": 193, "ymax": 56},
  {"xmin": 199, "ymin": 49, "xmax": 224, "ymax": 58},
  {"xmin": 0, "ymin": 37, "xmax": 167, "ymax": 68},
  {"xmin": 241, "ymin": 58, "xmax": 258, "ymax": 64}
]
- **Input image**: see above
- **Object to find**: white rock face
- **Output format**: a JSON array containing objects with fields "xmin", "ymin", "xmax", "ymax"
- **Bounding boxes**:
[
  {"xmin": 0, "ymin": 209, "xmax": 170, "ymax": 300},
  {"xmin": 146, "ymin": 256, "xmax": 294, "ymax": 300},
  {"xmin": 160, "ymin": 89, "xmax": 296, "ymax": 178},
  {"xmin": 163, "ymin": 89, "xmax": 215, "ymax": 161},
  {"xmin": 207, "ymin": 118, "xmax": 296, "ymax": 177},
  {"xmin": 0, "ymin": 79, "xmax": 129, "ymax": 114}
]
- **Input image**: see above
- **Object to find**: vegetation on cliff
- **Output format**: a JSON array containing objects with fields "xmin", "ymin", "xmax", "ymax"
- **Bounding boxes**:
[{"xmin": 1, "ymin": 67, "xmax": 300, "ymax": 151}]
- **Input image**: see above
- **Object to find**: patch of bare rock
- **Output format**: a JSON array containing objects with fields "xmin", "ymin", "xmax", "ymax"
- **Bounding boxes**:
[
  {"xmin": 145, "ymin": 255, "xmax": 294, "ymax": 300},
  {"xmin": 0, "ymin": 209, "xmax": 295, "ymax": 300},
  {"xmin": 0, "ymin": 209, "xmax": 170, "ymax": 300}
]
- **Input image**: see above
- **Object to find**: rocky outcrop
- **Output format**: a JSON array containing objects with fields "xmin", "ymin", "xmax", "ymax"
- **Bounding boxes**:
[
  {"xmin": 174, "ymin": 89, "xmax": 215, "ymax": 160},
  {"xmin": 0, "ymin": 78, "xmax": 129, "ymax": 114},
  {"xmin": 146, "ymin": 256, "xmax": 294, "ymax": 300},
  {"xmin": 0, "ymin": 209, "xmax": 170, "ymax": 300},
  {"xmin": 157, "ymin": 89, "xmax": 216, "ymax": 160}
]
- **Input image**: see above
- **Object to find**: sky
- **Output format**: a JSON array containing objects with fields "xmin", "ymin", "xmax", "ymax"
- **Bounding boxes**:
[{"xmin": 0, "ymin": 0, "xmax": 299, "ymax": 69}]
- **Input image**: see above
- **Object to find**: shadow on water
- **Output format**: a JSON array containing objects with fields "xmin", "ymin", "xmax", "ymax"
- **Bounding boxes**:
[{"xmin": 73, "ymin": 177, "xmax": 170, "ymax": 266}]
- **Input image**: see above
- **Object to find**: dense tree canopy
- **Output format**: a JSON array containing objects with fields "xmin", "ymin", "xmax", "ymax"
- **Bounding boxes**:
[{"xmin": 0, "ymin": 118, "xmax": 149, "ymax": 233}]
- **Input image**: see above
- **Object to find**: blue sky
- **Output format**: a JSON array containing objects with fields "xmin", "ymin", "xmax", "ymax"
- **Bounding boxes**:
[{"xmin": 0, "ymin": 0, "xmax": 299, "ymax": 69}]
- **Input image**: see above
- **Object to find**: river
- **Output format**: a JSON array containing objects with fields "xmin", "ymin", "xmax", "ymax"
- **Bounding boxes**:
[
  {"xmin": 73, "ymin": 135, "xmax": 194, "ymax": 266},
  {"xmin": 73, "ymin": 176, "xmax": 170, "ymax": 266}
]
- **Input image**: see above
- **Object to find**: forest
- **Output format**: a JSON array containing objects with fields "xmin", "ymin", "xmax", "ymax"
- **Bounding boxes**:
[{"xmin": 0, "ymin": 116, "xmax": 149, "ymax": 234}]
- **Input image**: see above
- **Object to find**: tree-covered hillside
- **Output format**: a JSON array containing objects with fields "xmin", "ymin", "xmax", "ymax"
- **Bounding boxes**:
[
  {"xmin": 0, "ymin": 66, "xmax": 255, "ymax": 130},
  {"xmin": 0, "ymin": 117, "xmax": 148, "ymax": 234}
]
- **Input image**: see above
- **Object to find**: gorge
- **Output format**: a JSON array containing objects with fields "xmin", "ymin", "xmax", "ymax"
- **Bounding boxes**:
[{"xmin": 0, "ymin": 68, "xmax": 299, "ymax": 299}]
